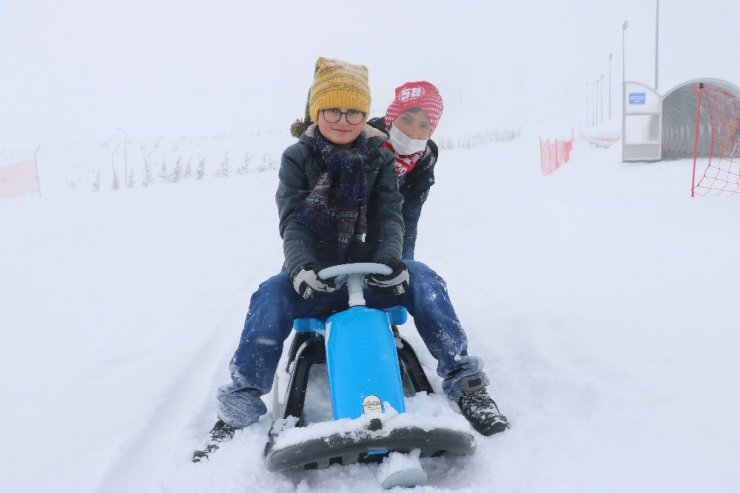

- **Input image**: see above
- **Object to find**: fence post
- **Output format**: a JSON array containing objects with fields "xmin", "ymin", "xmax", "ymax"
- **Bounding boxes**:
[
  {"xmin": 690, "ymin": 83, "xmax": 704, "ymax": 197},
  {"xmin": 34, "ymin": 145, "xmax": 42, "ymax": 197}
]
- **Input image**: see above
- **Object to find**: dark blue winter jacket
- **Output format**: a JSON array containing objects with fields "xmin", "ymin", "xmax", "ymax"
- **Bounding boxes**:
[
  {"xmin": 368, "ymin": 117, "xmax": 438, "ymax": 260},
  {"xmin": 276, "ymin": 124, "xmax": 403, "ymax": 276}
]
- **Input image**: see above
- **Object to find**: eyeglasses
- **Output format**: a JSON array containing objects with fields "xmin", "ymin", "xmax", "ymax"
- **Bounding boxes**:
[{"xmin": 320, "ymin": 108, "xmax": 366, "ymax": 125}]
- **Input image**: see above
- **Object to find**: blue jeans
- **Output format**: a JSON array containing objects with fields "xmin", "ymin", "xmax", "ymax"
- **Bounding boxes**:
[{"xmin": 218, "ymin": 260, "xmax": 487, "ymax": 427}]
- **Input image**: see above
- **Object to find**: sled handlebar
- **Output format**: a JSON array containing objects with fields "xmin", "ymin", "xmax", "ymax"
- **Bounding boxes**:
[
  {"xmin": 318, "ymin": 262, "xmax": 392, "ymax": 281},
  {"xmin": 317, "ymin": 263, "xmax": 393, "ymax": 307}
]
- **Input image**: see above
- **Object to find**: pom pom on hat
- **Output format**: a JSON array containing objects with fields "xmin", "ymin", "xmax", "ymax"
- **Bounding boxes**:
[
  {"xmin": 308, "ymin": 57, "xmax": 371, "ymax": 123},
  {"xmin": 385, "ymin": 81, "xmax": 444, "ymax": 136}
]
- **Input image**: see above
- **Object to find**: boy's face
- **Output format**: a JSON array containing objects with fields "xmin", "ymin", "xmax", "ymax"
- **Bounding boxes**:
[
  {"xmin": 393, "ymin": 109, "xmax": 432, "ymax": 141},
  {"xmin": 317, "ymin": 108, "xmax": 364, "ymax": 147}
]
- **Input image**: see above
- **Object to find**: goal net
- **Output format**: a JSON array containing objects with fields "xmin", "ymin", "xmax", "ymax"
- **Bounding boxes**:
[{"xmin": 691, "ymin": 84, "xmax": 740, "ymax": 196}]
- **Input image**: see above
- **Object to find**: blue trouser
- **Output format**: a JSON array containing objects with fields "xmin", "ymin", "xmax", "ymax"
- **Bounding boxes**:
[{"xmin": 218, "ymin": 260, "xmax": 487, "ymax": 427}]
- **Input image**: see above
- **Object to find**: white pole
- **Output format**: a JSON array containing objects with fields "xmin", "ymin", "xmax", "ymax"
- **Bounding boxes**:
[
  {"xmin": 600, "ymin": 74, "xmax": 604, "ymax": 123},
  {"xmin": 609, "ymin": 53, "xmax": 613, "ymax": 119},
  {"xmin": 654, "ymin": 0, "xmax": 660, "ymax": 90},
  {"xmin": 34, "ymin": 144, "xmax": 42, "ymax": 196},
  {"xmin": 596, "ymin": 79, "xmax": 600, "ymax": 124},
  {"xmin": 622, "ymin": 21, "xmax": 629, "ymax": 162},
  {"xmin": 118, "ymin": 128, "xmax": 127, "ymax": 187}
]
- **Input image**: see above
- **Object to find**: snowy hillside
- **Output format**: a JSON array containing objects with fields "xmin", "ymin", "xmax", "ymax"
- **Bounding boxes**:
[{"xmin": 2, "ymin": 128, "xmax": 739, "ymax": 493}]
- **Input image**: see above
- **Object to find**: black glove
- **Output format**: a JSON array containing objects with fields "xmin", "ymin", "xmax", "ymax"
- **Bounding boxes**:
[
  {"xmin": 291, "ymin": 265, "xmax": 336, "ymax": 300},
  {"xmin": 367, "ymin": 257, "xmax": 409, "ymax": 295}
]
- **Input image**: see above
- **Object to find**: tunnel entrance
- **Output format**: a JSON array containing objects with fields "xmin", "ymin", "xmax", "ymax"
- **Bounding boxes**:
[{"xmin": 661, "ymin": 78, "xmax": 739, "ymax": 159}]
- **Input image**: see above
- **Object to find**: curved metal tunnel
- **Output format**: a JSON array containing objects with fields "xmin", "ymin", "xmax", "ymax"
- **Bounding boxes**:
[{"xmin": 661, "ymin": 78, "xmax": 739, "ymax": 159}]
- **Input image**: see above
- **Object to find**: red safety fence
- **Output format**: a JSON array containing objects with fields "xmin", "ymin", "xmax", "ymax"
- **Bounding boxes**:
[
  {"xmin": 691, "ymin": 84, "xmax": 740, "ymax": 197},
  {"xmin": 540, "ymin": 137, "xmax": 574, "ymax": 175},
  {"xmin": 0, "ymin": 160, "xmax": 41, "ymax": 199}
]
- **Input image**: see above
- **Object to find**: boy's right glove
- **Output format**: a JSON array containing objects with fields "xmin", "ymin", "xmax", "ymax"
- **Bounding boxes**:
[
  {"xmin": 291, "ymin": 265, "xmax": 336, "ymax": 300},
  {"xmin": 367, "ymin": 257, "xmax": 409, "ymax": 295}
]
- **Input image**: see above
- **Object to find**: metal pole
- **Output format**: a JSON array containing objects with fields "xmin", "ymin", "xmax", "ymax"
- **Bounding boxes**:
[
  {"xmin": 622, "ymin": 21, "xmax": 629, "ymax": 161},
  {"xmin": 586, "ymin": 83, "xmax": 590, "ymax": 127},
  {"xmin": 690, "ymin": 83, "xmax": 704, "ymax": 197},
  {"xmin": 655, "ymin": 0, "xmax": 660, "ymax": 90},
  {"xmin": 609, "ymin": 53, "xmax": 613, "ymax": 120},
  {"xmin": 622, "ymin": 22, "xmax": 628, "ymax": 83},
  {"xmin": 118, "ymin": 128, "xmax": 127, "ymax": 187},
  {"xmin": 589, "ymin": 82, "xmax": 593, "ymax": 127},
  {"xmin": 34, "ymin": 144, "xmax": 42, "ymax": 196},
  {"xmin": 596, "ymin": 79, "xmax": 600, "ymax": 124},
  {"xmin": 600, "ymin": 74, "xmax": 604, "ymax": 123},
  {"xmin": 111, "ymin": 145, "xmax": 120, "ymax": 190}
]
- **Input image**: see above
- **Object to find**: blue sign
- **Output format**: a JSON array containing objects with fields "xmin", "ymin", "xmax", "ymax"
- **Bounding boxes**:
[{"xmin": 629, "ymin": 92, "xmax": 646, "ymax": 105}]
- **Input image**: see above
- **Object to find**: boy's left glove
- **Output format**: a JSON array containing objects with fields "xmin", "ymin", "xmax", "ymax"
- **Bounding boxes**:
[
  {"xmin": 291, "ymin": 265, "xmax": 336, "ymax": 300},
  {"xmin": 367, "ymin": 257, "xmax": 409, "ymax": 295}
]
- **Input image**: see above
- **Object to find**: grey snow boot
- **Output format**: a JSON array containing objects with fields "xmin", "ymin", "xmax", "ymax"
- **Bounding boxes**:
[
  {"xmin": 217, "ymin": 387, "xmax": 267, "ymax": 429},
  {"xmin": 457, "ymin": 388, "xmax": 510, "ymax": 436}
]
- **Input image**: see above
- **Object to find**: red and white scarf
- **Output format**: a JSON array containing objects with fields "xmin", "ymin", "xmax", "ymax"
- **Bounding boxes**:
[{"xmin": 383, "ymin": 141, "xmax": 424, "ymax": 183}]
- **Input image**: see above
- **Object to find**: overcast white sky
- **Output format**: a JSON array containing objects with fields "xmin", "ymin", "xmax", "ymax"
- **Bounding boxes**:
[{"xmin": 1, "ymin": 0, "xmax": 738, "ymax": 147}]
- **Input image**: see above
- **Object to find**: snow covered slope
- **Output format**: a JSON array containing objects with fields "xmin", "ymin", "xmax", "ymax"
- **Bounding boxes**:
[{"xmin": 2, "ymin": 130, "xmax": 739, "ymax": 493}]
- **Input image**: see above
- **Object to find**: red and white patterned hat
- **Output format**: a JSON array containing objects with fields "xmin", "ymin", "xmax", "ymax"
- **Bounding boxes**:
[{"xmin": 385, "ymin": 81, "xmax": 444, "ymax": 136}]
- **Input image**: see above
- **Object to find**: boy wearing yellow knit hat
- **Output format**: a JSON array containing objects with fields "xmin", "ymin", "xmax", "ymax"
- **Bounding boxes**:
[
  {"xmin": 211, "ymin": 57, "xmax": 405, "ymax": 439},
  {"xmin": 205, "ymin": 57, "xmax": 505, "ymax": 454}
]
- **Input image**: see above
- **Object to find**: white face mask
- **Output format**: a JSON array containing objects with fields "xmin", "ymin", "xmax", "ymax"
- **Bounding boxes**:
[{"xmin": 388, "ymin": 125, "xmax": 428, "ymax": 155}]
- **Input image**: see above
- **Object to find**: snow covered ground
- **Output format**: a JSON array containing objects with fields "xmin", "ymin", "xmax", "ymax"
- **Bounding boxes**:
[{"xmin": 2, "ymin": 128, "xmax": 740, "ymax": 493}]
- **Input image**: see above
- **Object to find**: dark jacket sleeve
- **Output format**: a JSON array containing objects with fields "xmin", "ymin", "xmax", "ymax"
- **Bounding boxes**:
[
  {"xmin": 275, "ymin": 143, "xmax": 319, "ymax": 275},
  {"xmin": 401, "ymin": 188, "xmax": 429, "ymax": 260},
  {"xmin": 370, "ymin": 147, "xmax": 404, "ymax": 263},
  {"xmin": 367, "ymin": 116, "xmax": 388, "ymax": 134},
  {"xmin": 401, "ymin": 142, "xmax": 437, "ymax": 260}
]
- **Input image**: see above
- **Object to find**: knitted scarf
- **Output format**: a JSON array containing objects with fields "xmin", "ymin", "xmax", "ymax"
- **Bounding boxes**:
[
  {"xmin": 295, "ymin": 128, "xmax": 369, "ymax": 261},
  {"xmin": 382, "ymin": 141, "xmax": 424, "ymax": 186}
]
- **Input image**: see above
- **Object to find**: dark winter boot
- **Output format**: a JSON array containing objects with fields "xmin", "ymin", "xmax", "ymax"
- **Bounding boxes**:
[
  {"xmin": 192, "ymin": 419, "xmax": 236, "ymax": 462},
  {"xmin": 457, "ymin": 388, "xmax": 510, "ymax": 436},
  {"xmin": 209, "ymin": 419, "xmax": 236, "ymax": 442}
]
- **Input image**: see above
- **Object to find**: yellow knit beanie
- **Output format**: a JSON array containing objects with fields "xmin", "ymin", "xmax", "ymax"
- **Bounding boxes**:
[{"xmin": 308, "ymin": 57, "xmax": 371, "ymax": 123}]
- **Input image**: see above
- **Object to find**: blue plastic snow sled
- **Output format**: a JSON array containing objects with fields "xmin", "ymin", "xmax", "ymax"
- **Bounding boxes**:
[{"xmin": 264, "ymin": 263, "xmax": 476, "ymax": 472}]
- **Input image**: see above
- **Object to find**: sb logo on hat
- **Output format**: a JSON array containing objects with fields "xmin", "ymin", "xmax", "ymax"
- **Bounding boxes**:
[{"xmin": 399, "ymin": 86, "xmax": 425, "ymax": 102}]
